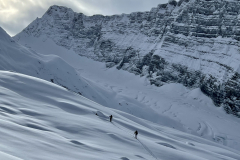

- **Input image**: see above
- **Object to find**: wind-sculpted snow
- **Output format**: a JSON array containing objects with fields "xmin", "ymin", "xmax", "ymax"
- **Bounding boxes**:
[
  {"xmin": 14, "ymin": 0, "xmax": 240, "ymax": 116},
  {"xmin": 0, "ymin": 71, "xmax": 240, "ymax": 160}
]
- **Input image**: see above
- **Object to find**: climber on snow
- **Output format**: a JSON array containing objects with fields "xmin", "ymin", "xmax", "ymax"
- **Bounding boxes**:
[
  {"xmin": 109, "ymin": 115, "xmax": 113, "ymax": 122},
  {"xmin": 134, "ymin": 130, "xmax": 138, "ymax": 139}
]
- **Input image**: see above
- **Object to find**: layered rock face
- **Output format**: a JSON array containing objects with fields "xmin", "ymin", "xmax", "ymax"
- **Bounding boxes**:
[{"xmin": 14, "ymin": 0, "xmax": 240, "ymax": 116}]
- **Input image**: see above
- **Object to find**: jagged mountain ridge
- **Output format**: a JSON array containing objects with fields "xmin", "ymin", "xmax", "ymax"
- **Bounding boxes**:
[{"xmin": 14, "ymin": 0, "xmax": 240, "ymax": 116}]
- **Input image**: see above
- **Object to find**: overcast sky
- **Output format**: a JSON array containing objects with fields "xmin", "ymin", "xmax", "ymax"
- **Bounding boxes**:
[{"xmin": 0, "ymin": 0, "xmax": 168, "ymax": 36}]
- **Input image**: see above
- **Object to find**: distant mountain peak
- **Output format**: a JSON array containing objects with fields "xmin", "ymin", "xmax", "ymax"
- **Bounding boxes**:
[
  {"xmin": 0, "ymin": 27, "xmax": 13, "ymax": 42},
  {"xmin": 45, "ymin": 5, "xmax": 74, "ymax": 14}
]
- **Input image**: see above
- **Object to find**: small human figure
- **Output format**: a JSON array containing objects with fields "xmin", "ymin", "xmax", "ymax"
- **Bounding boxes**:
[
  {"xmin": 134, "ymin": 130, "xmax": 138, "ymax": 139},
  {"xmin": 109, "ymin": 115, "xmax": 113, "ymax": 122}
]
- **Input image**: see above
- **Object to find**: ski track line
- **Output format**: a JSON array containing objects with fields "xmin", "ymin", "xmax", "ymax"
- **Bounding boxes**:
[
  {"xmin": 137, "ymin": 139, "xmax": 158, "ymax": 160},
  {"xmin": 162, "ymin": 104, "xmax": 172, "ymax": 114},
  {"xmin": 112, "ymin": 122, "xmax": 158, "ymax": 160}
]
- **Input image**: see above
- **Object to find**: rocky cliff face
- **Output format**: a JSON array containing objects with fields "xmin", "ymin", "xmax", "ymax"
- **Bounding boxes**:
[{"xmin": 14, "ymin": 0, "xmax": 240, "ymax": 116}]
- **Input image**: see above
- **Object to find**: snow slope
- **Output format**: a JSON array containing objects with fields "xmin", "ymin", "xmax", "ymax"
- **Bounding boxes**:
[
  {"xmin": 0, "ymin": 71, "xmax": 239, "ymax": 160},
  {"xmin": 12, "ymin": 35, "xmax": 240, "ymax": 151},
  {"xmin": 0, "ymin": 26, "xmax": 182, "ymax": 131},
  {"xmin": 0, "ymin": 26, "xmax": 122, "ymax": 108}
]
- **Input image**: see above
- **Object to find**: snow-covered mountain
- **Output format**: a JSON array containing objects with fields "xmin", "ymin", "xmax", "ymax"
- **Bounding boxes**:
[
  {"xmin": 1, "ymin": 24, "xmax": 238, "ymax": 152},
  {"xmin": 0, "ymin": 0, "xmax": 239, "ymax": 158},
  {"xmin": 0, "ymin": 71, "xmax": 240, "ymax": 160},
  {"xmin": 14, "ymin": 0, "xmax": 240, "ymax": 116}
]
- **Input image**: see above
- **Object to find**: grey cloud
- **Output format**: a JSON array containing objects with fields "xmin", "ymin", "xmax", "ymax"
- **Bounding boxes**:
[{"xmin": 0, "ymin": 0, "xmax": 167, "ymax": 36}]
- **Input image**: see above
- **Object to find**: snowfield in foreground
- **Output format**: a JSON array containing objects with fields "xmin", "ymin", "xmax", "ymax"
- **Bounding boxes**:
[{"xmin": 0, "ymin": 71, "xmax": 239, "ymax": 160}]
